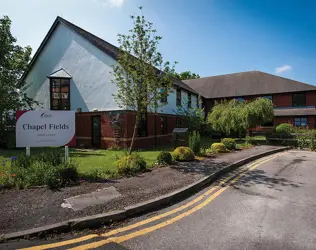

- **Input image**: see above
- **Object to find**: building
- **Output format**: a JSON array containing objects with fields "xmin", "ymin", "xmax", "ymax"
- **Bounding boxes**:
[
  {"xmin": 21, "ymin": 17, "xmax": 199, "ymax": 149},
  {"xmin": 183, "ymin": 71, "xmax": 316, "ymax": 132},
  {"xmin": 22, "ymin": 17, "xmax": 316, "ymax": 148}
]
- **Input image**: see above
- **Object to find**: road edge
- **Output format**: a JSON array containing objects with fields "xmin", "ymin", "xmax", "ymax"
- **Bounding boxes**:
[{"xmin": 0, "ymin": 146, "xmax": 289, "ymax": 242}]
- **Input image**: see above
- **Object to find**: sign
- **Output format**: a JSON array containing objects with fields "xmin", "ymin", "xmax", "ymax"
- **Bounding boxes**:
[{"xmin": 16, "ymin": 111, "xmax": 76, "ymax": 147}]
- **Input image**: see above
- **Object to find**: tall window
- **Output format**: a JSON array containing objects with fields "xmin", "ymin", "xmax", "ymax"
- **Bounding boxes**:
[
  {"xmin": 188, "ymin": 93, "xmax": 192, "ymax": 109},
  {"xmin": 137, "ymin": 112, "xmax": 147, "ymax": 137},
  {"xmin": 50, "ymin": 78, "xmax": 70, "ymax": 110},
  {"xmin": 294, "ymin": 117, "xmax": 308, "ymax": 127},
  {"xmin": 292, "ymin": 93, "xmax": 306, "ymax": 107},
  {"xmin": 176, "ymin": 89, "xmax": 182, "ymax": 106},
  {"xmin": 160, "ymin": 116, "xmax": 167, "ymax": 134}
]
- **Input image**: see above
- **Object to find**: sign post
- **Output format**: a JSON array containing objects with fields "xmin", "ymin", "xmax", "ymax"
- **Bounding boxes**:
[
  {"xmin": 26, "ymin": 147, "xmax": 30, "ymax": 156},
  {"xmin": 65, "ymin": 146, "xmax": 69, "ymax": 163},
  {"xmin": 16, "ymin": 111, "xmax": 76, "ymax": 153}
]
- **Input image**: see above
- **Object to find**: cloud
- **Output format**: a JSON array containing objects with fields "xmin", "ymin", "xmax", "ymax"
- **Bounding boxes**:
[
  {"xmin": 275, "ymin": 64, "xmax": 292, "ymax": 74},
  {"xmin": 92, "ymin": 0, "xmax": 125, "ymax": 8}
]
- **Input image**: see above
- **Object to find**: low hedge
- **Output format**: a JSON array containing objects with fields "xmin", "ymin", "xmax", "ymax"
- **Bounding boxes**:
[
  {"xmin": 172, "ymin": 147, "xmax": 195, "ymax": 161},
  {"xmin": 221, "ymin": 138, "xmax": 236, "ymax": 150},
  {"xmin": 210, "ymin": 143, "xmax": 227, "ymax": 153},
  {"xmin": 116, "ymin": 153, "xmax": 147, "ymax": 176}
]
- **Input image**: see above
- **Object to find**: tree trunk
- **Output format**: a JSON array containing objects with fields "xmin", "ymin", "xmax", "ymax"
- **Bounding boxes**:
[{"xmin": 129, "ymin": 121, "xmax": 138, "ymax": 155}]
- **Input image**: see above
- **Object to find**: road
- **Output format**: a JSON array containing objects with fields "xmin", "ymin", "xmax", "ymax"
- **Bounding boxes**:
[{"xmin": 2, "ymin": 150, "xmax": 316, "ymax": 250}]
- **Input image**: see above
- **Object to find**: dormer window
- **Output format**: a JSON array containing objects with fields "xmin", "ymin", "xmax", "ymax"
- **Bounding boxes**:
[{"xmin": 47, "ymin": 68, "xmax": 72, "ymax": 110}]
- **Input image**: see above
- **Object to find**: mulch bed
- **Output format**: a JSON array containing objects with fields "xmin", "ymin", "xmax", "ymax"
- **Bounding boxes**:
[{"xmin": 0, "ymin": 145, "xmax": 282, "ymax": 234}]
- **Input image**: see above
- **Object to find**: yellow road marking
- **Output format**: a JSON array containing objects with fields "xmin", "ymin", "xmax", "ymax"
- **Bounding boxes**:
[{"xmin": 68, "ymin": 154, "xmax": 281, "ymax": 250}]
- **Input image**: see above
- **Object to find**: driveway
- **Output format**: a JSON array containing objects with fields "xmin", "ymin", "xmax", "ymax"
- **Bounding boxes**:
[{"xmin": 2, "ymin": 150, "xmax": 316, "ymax": 250}]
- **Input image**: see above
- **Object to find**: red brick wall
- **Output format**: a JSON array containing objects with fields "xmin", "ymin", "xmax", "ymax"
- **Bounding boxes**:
[
  {"xmin": 272, "ymin": 94, "xmax": 292, "ymax": 107},
  {"xmin": 75, "ymin": 111, "xmax": 181, "ymax": 149},
  {"xmin": 306, "ymin": 92, "xmax": 316, "ymax": 106}
]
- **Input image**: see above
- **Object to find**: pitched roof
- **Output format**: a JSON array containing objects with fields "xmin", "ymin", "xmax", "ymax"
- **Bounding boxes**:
[
  {"xmin": 274, "ymin": 107, "xmax": 316, "ymax": 116},
  {"xmin": 47, "ymin": 68, "xmax": 72, "ymax": 78},
  {"xmin": 183, "ymin": 71, "xmax": 316, "ymax": 99},
  {"xmin": 21, "ymin": 17, "xmax": 197, "ymax": 94}
]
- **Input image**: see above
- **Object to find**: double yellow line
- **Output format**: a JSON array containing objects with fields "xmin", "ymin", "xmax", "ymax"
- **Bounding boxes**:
[{"xmin": 22, "ymin": 152, "xmax": 286, "ymax": 250}]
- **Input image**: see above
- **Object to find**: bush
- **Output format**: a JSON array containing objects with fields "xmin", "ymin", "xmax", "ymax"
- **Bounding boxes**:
[
  {"xmin": 116, "ymin": 153, "xmax": 147, "ymax": 176},
  {"xmin": 210, "ymin": 143, "xmax": 227, "ymax": 153},
  {"xmin": 245, "ymin": 136, "xmax": 262, "ymax": 145},
  {"xmin": 189, "ymin": 131, "xmax": 201, "ymax": 154},
  {"xmin": 172, "ymin": 147, "xmax": 195, "ymax": 161},
  {"xmin": 221, "ymin": 138, "xmax": 236, "ymax": 150},
  {"xmin": 157, "ymin": 151, "xmax": 172, "ymax": 165},
  {"xmin": 276, "ymin": 123, "xmax": 293, "ymax": 138},
  {"xmin": 296, "ymin": 130, "xmax": 316, "ymax": 151},
  {"xmin": 7, "ymin": 150, "xmax": 79, "ymax": 189}
]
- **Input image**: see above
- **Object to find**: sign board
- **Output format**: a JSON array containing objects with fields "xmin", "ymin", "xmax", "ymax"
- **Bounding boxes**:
[{"xmin": 16, "ymin": 111, "xmax": 76, "ymax": 147}]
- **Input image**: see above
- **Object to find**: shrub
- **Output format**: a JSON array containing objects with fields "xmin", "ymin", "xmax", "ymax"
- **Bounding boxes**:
[
  {"xmin": 7, "ymin": 150, "xmax": 79, "ymax": 189},
  {"xmin": 221, "ymin": 138, "xmax": 236, "ymax": 150},
  {"xmin": 296, "ymin": 130, "xmax": 316, "ymax": 151},
  {"xmin": 210, "ymin": 143, "xmax": 227, "ymax": 153},
  {"xmin": 189, "ymin": 131, "xmax": 201, "ymax": 154},
  {"xmin": 245, "ymin": 136, "xmax": 261, "ymax": 145},
  {"xmin": 172, "ymin": 147, "xmax": 195, "ymax": 161},
  {"xmin": 275, "ymin": 123, "xmax": 293, "ymax": 138},
  {"xmin": 116, "ymin": 153, "xmax": 147, "ymax": 176},
  {"xmin": 157, "ymin": 151, "xmax": 172, "ymax": 165}
]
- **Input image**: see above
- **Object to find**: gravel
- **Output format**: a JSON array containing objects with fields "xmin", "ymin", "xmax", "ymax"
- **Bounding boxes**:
[{"xmin": 0, "ymin": 145, "xmax": 282, "ymax": 234}]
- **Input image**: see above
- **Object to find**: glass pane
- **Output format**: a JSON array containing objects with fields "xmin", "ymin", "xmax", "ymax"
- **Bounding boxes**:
[
  {"xmin": 61, "ymin": 93, "xmax": 68, "ymax": 99},
  {"xmin": 52, "ymin": 93, "xmax": 61, "ymax": 99}
]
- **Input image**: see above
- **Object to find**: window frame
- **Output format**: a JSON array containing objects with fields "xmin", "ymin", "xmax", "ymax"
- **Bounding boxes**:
[
  {"xmin": 292, "ymin": 93, "xmax": 306, "ymax": 107},
  {"xmin": 176, "ymin": 88, "xmax": 182, "ymax": 106},
  {"xmin": 188, "ymin": 93, "xmax": 192, "ymax": 109},
  {"xmin": 293, "ymin": 117, "xmax": 308, "ymax": 127},
  {"xmin": 50, "ymin": 78, "xmax": 71, "ymax": 110}
]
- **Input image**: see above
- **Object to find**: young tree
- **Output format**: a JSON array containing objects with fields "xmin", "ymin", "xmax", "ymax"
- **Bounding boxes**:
[
  {"xmin": 0, "ymin": 16, "xmax": 37, "ymax": 147},
  {"xmin": 207, "ymin": 98, "xmax": 274, "ymax": 137},
  {"xmin": 175, "ymin": 96, "xmax": 205, "ymax": 132},
  {"xmin": 112, "ymin": 7, "xmax": 177, "ymax": 153},
  {"xmin": 173, "ymin": 71, "xmax": 200, "ymax": 80}
]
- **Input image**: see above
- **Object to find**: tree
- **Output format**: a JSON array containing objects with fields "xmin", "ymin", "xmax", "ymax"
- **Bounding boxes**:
[
  {"xmin": 0, "ymin": 16, "xmax": 36, "ymax": 147},
  {"xmin": 175, "ymin": 96, "xmax": 205, "ymax": 132},
  {"xmin": 207, "ymin": 98, "xmax": 274, "ymax": 137},
  {"xmin": 173, "ymin": 71, "xmax": 200, "ymax": 80},
  {"xmin": 112, "ymin": 7, "xmax": 177, "ymax": 153}
]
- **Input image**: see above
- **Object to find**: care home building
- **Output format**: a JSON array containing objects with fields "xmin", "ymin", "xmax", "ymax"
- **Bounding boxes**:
[
  {"xmin": 21, "ymin": 17, "xmax": 199, "ymax": 149},
  {"xmin": 22, "ymin": 17, "xmax": 316, "ymax": 149},
  {"xmin": 184, "ymin": 71, "xmax": 316, "ymax": 132}
]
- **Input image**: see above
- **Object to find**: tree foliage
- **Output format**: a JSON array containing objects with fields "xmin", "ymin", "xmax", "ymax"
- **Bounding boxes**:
[
  {"xmin": 173, "ymin": 71, "xmax": 200, "ymax": 80},
  {"xmin": 0, "ymin": 15, "xmax": 37, "ymax": 148},
  {"xmin": 175, "ymin": 96, "xmax": 205, "ymax": 132},
  {"xmin": 207, "ymin": 98, "xmax": 274, "ymax": 136},
  {"xmin": 112, "ymin": 7, "xmax": 177, "ymax": 153}
]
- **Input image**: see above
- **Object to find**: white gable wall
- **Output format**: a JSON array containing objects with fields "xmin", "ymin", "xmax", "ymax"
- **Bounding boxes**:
[{"xmin": 23, "ymin": 22, "xmax": 198, "ymax": 114}]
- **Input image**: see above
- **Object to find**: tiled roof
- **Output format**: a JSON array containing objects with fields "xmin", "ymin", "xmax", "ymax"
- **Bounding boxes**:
[
  {"xmin": 274, "ymin": 107, "xmax": 316, "ymax": 116},
  {"xmin": 183, "ymin": 71, "xmax": 316, "ymax": 99}
]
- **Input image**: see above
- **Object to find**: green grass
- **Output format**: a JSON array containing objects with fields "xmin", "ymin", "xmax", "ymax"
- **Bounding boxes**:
[{"xmin": 0, "ymin": 147, "xmax": 167, "ymax": 176}]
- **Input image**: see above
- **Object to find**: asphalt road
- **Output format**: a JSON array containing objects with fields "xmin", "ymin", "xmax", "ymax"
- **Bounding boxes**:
[{"xmin": 2, "ymin": 150, "xmax": 316, "ymax": 250}]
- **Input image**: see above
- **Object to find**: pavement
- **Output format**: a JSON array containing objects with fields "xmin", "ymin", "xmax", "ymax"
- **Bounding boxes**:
[{"xmin": 2, "ymin": 150, "xmax": 316, "ymax": 250}]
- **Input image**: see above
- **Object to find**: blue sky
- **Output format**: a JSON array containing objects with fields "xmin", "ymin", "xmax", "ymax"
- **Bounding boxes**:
[{"xmin": 1, "ymin": 0, "xmax": 316, "ymax": 85}]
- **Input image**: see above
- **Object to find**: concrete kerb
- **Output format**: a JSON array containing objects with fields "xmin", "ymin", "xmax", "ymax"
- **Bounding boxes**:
[{"xmin": 0, "ymin": 146, "xmax": 289, "ymax": 242}]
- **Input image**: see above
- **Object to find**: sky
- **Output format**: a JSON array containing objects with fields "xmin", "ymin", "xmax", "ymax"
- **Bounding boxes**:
[{"xmin": 1, "ymin": 0, "xmax": 316, "ymax": 85}]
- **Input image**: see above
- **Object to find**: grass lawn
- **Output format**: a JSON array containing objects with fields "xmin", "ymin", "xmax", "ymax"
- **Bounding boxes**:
[{"xmin": 0, "ymin": 147, "xmax": 168, "ymax": 176}]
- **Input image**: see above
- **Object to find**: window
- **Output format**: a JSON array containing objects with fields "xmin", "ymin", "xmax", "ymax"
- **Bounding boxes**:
[
  {"xmin": 188, "ymin": 93, "xmax": 191, "ymax": 109},
  {"xmin": 264, "ymin": 95, "xmax": 273, "ymax": 101},
  {"xmin": 50, "ymin": 78, "xmax": 70, "ymax": 110},
  {"xmin": 294, "ymin": 117, "xmax": 308, "ymax": 127},
  {"xmin": 137, "ymin": 112, "xmax": 147, "ymax": 137},
  {"xmin": 176, "ymin": 89, "xmax": 182, "ymax": 106},
  {"xmin": 261, "ymin": 120, "xmax": 274, "ymax": 127},
  {"xmin": 160, "ymin": 88, "xmax": 168, "ymax": 104},
  {"xmin": 160, "ymin": 116, "xmax": 167, "ymax": 134},
  {"xmin": 235, "ymin": 97, "xmax": 244, "ymax": 102},
  {"xmin": 292, "ymin": 93, "xmax": 306, "ymax": 107}
]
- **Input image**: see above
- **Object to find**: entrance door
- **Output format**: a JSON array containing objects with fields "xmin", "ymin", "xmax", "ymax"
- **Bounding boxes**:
[{"xmin": 91, "ymin": 116, "xmax": 101, "ymax": 147}]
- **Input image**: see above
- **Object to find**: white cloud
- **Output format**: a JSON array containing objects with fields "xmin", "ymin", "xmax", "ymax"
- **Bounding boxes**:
[
  {"xmin": 275, "ymin": 64, "xmax": 292, "ymax": 74},
  {"xmin": 92, "ymin": 0, "xmax": 125, "ymax": 8}
]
